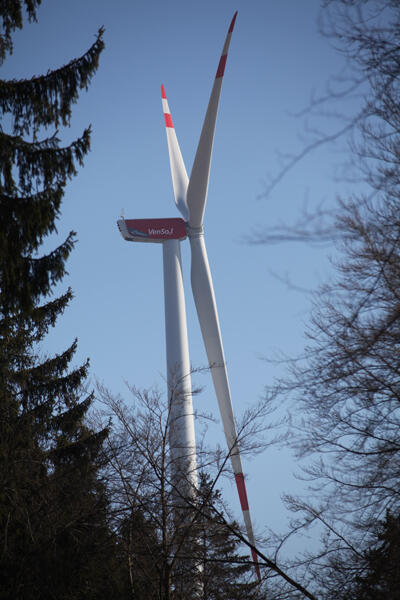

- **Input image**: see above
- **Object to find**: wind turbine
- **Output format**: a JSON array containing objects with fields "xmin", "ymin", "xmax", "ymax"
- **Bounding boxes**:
[{"xmin": 118, "ymin": 12, "xmax": 260, "ymax": 581}]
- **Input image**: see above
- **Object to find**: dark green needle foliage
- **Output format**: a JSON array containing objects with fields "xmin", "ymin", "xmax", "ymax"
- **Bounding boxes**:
[
  {"xmin": 346, "ymin": 513, "xmax": 400, "ymax": 600},
  {"xmin": 171, "ymin": 473, "xmax": 262, "ymax": 600},
  {"xmin": 0, "ymin": 0, "xmax": 42, "ymax": 63},
  {"xmin": 117, "ymin": 508, "xmax": 162, "ymax": 600},
  {"xmin": 0, "ymin": 4, "xmax": 122, "ymax": 599},
  {"xmin": 115, "ymin": 476, "xmax": 262, "ymax": 600},
  {"xmin": 194, "ymin": 474, "xmax": 261, "ymax": 600}
]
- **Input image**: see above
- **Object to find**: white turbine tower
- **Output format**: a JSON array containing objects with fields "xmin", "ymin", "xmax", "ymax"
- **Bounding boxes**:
[{"xmin": 118, "ymin": 12, "xmax": 260, "ymax": 581}]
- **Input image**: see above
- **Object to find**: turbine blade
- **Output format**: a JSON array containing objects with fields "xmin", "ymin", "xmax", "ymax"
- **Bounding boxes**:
[
  {"xmin": 161, "ymin": 84, "xmax": 189, "ymax": 220},
  {"xmin": 186, "ymin": 11, "xmax": 237, "ymax": 228},
  {"xmin": 189, "ymin": 233, "xmax": 261, "ymax": 581}
]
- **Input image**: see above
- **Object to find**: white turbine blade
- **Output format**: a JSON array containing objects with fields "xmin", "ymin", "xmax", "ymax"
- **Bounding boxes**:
[
  {"xmin": 186, "ymin": 11, "xmax": 237, "ymax": 229},
  {"xmin": 163, "ymin": 240, "xmax": 198, "ymax": 498},
  {"xmin": 161, "ymin": 84, "xmax": 189, "ymax": 221},
  {"xmin": 189, "ymin": 233, "xmax": 261, "ymax": 581}
]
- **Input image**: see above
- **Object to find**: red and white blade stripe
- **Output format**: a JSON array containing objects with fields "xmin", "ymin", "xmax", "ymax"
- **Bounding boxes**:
[
  {"xmin": 216, "ymin": 11, "xmax": 237, "ymax": 78},
  {"xmin": 186, "ymin": 11, "xmax": 238, "ymax": 229},
  {"xmin": 235, "ymin": 473, "xmax": 261, "ymax": 581},
  {"xmin": 161, "ymin": 84, "xmax": 189, "ymax": 220}
]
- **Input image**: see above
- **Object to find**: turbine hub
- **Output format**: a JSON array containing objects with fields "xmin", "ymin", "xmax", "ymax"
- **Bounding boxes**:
[{"xmin": 186, "ymin": 223, "xmax": 204, "ymax": 239}]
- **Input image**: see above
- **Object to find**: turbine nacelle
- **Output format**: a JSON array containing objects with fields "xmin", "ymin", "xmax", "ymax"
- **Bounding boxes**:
[{"xmin": 118, "ymin": 217, "xmax": 187, "ymax": 242}]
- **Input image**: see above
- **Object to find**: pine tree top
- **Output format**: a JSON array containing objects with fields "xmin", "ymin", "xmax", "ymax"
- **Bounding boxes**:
[
  {"xmin": 0, "ymin": 0, "xmax": 42, "ymax": 63},
  {"xmin": 0, "ymin": 27, "xmax": 104, "ymax": 136}
]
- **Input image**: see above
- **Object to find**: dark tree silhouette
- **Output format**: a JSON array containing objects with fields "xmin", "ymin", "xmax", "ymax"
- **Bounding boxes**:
[
  {"xmin": 255, "ymin": 2, "xmax": 400, "ymax": 598},
  {"xmin": 0, "ymin": 5, "xmax": 125, "ymax": 599}
]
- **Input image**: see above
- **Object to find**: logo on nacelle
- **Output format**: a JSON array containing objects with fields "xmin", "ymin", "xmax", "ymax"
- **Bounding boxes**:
[{"xmin": 117, "ymin": 218, "xmax": 187, "ymax": 243}]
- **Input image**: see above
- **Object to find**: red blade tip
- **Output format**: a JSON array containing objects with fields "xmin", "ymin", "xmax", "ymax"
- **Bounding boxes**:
[
  {"xmin": 161, "ymin": 84, "xmax": 166, "ymax": 99},
  {"xmin": 229, "ymin": 11, "xmax": 238, "ymax": 33}
]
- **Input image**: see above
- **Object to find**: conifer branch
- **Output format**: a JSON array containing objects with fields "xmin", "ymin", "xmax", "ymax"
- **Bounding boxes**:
[{"xmin": 0, "ymin": 27, "xmax": 104, "ymax": 134}]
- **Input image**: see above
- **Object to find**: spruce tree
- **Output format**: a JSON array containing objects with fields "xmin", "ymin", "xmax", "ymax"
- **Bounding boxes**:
[
  {"xmin": 348, "ymin": 513, "xmax": 400, "ymax": 600},
  {"xmin": 193, "ymin": 474, "xmax": 261, "ymax": 600},
  {"xmin": 116, "ymin": 476, "xmax": 262, "ymax": 600},
  {"xmin": 0, "ymin": 3, "xmax": 119, "ymax": 598}
]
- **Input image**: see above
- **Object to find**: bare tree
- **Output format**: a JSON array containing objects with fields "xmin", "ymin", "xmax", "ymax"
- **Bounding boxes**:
[
  {"xmin": 256, "ymin": 1, "xmax": 400, "ymax": 245},
  {"xmin": 94, "ymin": 382, "xmax": 268, "ymax": 599},
  {"xmin": 255, "ymin": 2, "xmax": 400, "ymax": 598},
  {"xmin": 92, "ymin": 379, "xmax": 322, "ymax": 600}
]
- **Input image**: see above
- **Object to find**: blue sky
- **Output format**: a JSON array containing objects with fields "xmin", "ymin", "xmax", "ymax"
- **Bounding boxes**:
[{"xmin": 5, "ymin": 1, "xmax": 351, "ymax": 547}]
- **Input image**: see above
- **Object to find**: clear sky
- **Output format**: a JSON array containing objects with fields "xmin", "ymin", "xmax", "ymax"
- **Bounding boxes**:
[{"xmin": 5, "ymin": 0, "xmax": 350, "ymax": 547}]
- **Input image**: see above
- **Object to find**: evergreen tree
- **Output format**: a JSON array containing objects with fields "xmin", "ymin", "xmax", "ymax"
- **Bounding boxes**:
[
  {"xmin": 0, "ymin": 4, "xmax": 121, "ymax": 598},
  {"xmin": 118, "ymin": 508, "xmax": 163, "ymax": 600},
  {"xmin": 348, "ymin": 513, "xmax": 400, "ymax": 600},
  {"xmin": 192, "ymin": 473, "xmax": 261, "ymax": 600},
  {"xmin": 99, "ymin": 388, "xmax": 265, "ymax": 599},
  {"xmin": 116, "ymin": 475, "xmax": 262, "ymax": 600}
]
